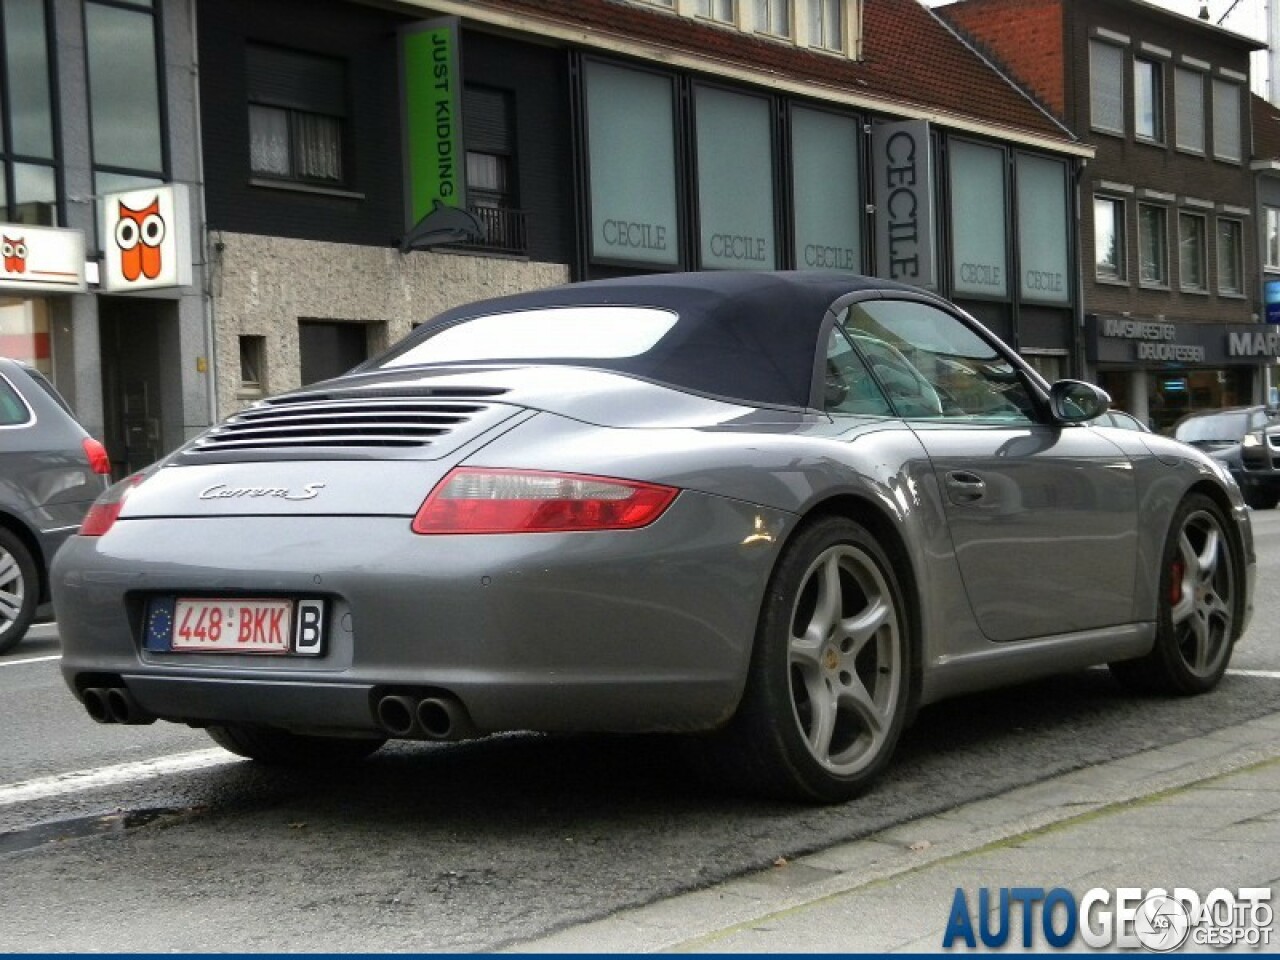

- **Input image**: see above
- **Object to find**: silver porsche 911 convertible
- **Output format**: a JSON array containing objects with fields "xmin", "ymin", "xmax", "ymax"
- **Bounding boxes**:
[{"xmin": 52, "ymin": 271, "xmax": 1255, "ymax": 802}]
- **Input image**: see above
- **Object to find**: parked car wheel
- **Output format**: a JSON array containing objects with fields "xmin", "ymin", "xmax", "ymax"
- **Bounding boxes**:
[
  {"xmin": 205, "ymin": 724, "xmax": 386, "ymax": 766},
  {"xmin": 1110, "ymin": 494, "xmax": 1237, "ymax": 695},
  {"xmin": 0, "ymin": 527, "xmax": 38, "ymax": 655},
  {"xmin": 704, "ymin": 516, "xmax": 913, "ymax": 803}
]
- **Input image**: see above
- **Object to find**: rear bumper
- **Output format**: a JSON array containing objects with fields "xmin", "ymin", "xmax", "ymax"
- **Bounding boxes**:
[{"xmin": 52, "ymin": 493, "xmax": 793, "ymax": 735}]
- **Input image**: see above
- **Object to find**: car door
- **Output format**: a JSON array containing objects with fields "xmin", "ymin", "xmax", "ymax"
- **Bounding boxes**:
[{"xmin": 835, "ymin": 296, "xmax": 1139, "ymax": 643}]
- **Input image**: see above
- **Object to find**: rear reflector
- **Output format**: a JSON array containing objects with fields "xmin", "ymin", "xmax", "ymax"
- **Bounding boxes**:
[
  {"xmin": 79, "ymin": 474, "xmax": 145, "ymax": 537},
  {"xmin": 82, "ymin": 437, "xmax": 111, "ymax": 475},
  {"xmin": 412, "ymin": 468, "xmax": 679, "ymax": 534}
]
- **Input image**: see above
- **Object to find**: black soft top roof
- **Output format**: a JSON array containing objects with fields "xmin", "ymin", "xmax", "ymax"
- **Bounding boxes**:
[{"xmin": 373, "ymin": 271, "xmax": 924, "ymax": 408}]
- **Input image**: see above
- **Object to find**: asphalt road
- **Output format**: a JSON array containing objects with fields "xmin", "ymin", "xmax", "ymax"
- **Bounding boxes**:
[{"xmin": 1, "ymin": 510, "xmax": 1277, "ymax": 952}]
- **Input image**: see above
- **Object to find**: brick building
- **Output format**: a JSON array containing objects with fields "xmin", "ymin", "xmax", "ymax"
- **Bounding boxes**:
[{"xmin": 940, "ymin": 0, "xmax": 1268, "ymax": 432}]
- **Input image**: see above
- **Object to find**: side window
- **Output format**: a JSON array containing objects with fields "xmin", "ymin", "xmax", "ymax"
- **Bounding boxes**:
[
  {"xmin": 840, "ymin": 299, "xmax": 1035, "ymax": 424},
  {"xmin": 0, "ymin": 377, "xmax": 32, "ymax": 426},
  {"xmin": 823, "ymin": 328, "xmax": 892, "ymax": 416}
]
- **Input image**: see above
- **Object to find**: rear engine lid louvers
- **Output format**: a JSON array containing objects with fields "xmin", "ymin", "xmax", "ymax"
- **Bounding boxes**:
[{"xmin": 183, "ymin": 387, "xmax": 517, "ymax": 462}]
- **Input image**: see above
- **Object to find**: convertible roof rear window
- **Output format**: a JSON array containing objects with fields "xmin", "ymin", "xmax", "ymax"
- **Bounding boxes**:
[
  {"xmin": 370, "ymin": 272, "xmax": 920, "ymax": 408},
  {"xmin": 382, "ymin": 307, "xmax": 679, "ymax": 366}
]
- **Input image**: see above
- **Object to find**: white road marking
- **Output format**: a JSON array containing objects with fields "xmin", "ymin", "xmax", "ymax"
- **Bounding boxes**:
[
  {"xmin": 1227, "ymin": 668, "xmax": 1280, "ymax": 680},
  {"xmin": 0, "ymin": 749, "xmax": 238, "ymax": 808},
  {"xmin": 0, "ymin": 654, "xmax": 61, "ymax": 668}
]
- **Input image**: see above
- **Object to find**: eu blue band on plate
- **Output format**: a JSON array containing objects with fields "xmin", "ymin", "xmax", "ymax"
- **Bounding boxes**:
[{"xmin": 143, "ymin": 597, "xmax": 175, "ymax": 651}]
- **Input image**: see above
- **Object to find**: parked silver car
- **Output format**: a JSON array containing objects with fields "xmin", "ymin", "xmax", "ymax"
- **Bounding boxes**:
[
  {"xmin": 51, "ymin": 273, "xmax": 1255, "ymax": 802},
  {"xmin": 0, "ymin": 357, "xmax": 110, "ymax": 653}
]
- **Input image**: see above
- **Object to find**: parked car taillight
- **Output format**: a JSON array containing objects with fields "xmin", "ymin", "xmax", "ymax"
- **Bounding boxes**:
[
  {"xmin": 79, "ymin": 474, "xmax": 145, "ymax": 537},
  {"xmin": 82, "ymin": 437, "xmax": 112, "ymax": 475},
  {"xmin": 412, "ymin": 468, "xmax": 679, "ymax": 534}
]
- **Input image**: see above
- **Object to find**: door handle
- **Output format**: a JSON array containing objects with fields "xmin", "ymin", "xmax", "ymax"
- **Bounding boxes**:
[{"xmin": 945, "ymin": 470, "xmax": 986, "ymax": 504}]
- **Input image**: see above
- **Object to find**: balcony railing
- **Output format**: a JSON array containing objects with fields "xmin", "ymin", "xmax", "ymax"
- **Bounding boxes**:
[{"xmin": 450, "ymin": 204, "xmax": 528, "ymax": 256}]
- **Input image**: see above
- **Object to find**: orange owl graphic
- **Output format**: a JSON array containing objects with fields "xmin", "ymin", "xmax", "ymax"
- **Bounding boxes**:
[
  {"xmin": 114, "ymin": 198, "xmax": 166, "ymax": 281},
  {"xmin": 2, "ymin": 236, "xmax": 27, "ymax": 274}
]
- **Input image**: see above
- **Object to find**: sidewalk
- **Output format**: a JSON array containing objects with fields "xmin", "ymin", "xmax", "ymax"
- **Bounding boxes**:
[{"xmin": 507, "ymin": 713, "xmax": 1280, "ymax": 953}]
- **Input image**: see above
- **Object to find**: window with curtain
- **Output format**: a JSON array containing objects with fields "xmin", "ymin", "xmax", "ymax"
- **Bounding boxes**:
[
  {"xmin": 1178, "ymin": 212, "xmax": 1207, "ymax": 291},
  {"xmin": 1138, "ymin": 203, "xmax": 1168, "ymax": 286},
  {"xmin": 808, "ymin": 0, "xmax": 842, "ymax": 50},
  {"xmin": 1094, "ymin": 196, "xmax": 1126, "ymax": 281},
  {"xmin": 1266, "ymin": 207, "xmax": 1280, "ymax": 270},
  {"xmin": 1217, "ymin": 218, "xmax": 1243, "ymax": 294},
  {"xmin": 1134, "ymin": 59, "xmax": 1163, "ymax": 142},
  {"xmin": 247, "ymin": 44, "xmax": 347, "ymax": 185},
  {"xmin": 1212, "ymin": 80, "xmax": 1242, "ymax": 162},
  {"xmin": 1089, "ymin": 41, "xmax": 1124, "ymax": 134},
  {"xmin": 696, "ymin": 0, "xmax": 735, "ymax": 22},
  {"xmin": 1174, "ymin": 68, "xmax": 1204, "ymax": 153},
  {"xmin": 755, "ymin": 0, "xmax": 790, "ymax": 37}
]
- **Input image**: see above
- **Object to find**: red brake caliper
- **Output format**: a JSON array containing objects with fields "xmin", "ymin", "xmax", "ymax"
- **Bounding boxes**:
[{"xmin": 1169, "ymin": 560, "xmax": 1185, "ymax": 606}]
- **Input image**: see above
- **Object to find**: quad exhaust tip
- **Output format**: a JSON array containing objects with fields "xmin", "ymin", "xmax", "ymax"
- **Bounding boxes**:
[
  {"xmin": 80, "ymin": 686, "xmax": 156, "ymax": 725},
  {"xmin": 375, "ymin": 692, "xmax": 476, "ymax": 741}
]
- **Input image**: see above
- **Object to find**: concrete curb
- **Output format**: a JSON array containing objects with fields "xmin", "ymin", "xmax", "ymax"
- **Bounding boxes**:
[{"xmin": 504, "ymin": 711, "xmax": 1280, "ymax": 953}]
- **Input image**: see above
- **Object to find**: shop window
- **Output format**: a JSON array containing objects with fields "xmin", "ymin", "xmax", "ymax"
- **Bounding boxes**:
[
  {"xmin": 694, "ymin": 86, "xmax": 776, "ymax": 270},
  {"xmin": 247, "ymin": 45, "xmax": 347, "ymax": 186},
  {"xmin": 791, "ymin": 107, "xmax": 860, "ymax": 271},
  {"xmin": 1178, "ymin": 211, "xmax": 1207, "ymax": 292},
  {"xmin": 584, "ymin": 61, "xmax": 679, "ymax": 268},
  {"xmin": 1217, "ymin": 218, "xmax": 1244, "ymax": 295},
  {"xmin": 1094, "ymin": 196, "xmax": 1127, "ymax": 282},
  {"xmin": 1212, "ymin": 80, "xmax": 1242, "ymax": 162},
  {"xmin": 1174, "ymin": 67, "xmax": 1204, "ymax": 153},
  {"xmin": 949, "ymin": 140, "xmax": 1007, "ymax": 298},
  {"xmin": 1089, "ymin": 40, "xmax": 1124, "ymax": 135},
  {"xmin": 1138, "ymin": 203, "xmax": 1168, "ymax": 287},
  {"xmin": 1266, "ymin": 207, "xmax": 1280, "ymax": 270},
  {"xmin": 755, "ymin": 0, "xmax": 791, "ymax": 37},
  {"xmin": 808, "ymin": 0, "xmax": 842, "ymax": 51},
  {"xmin": 0, "ymin": 297, "xmax": 51, "ymax": 374},
  {"xmin": 238, "ymin": 335, "xmax": 266, "ymax": 398},
  {"xmin": 86, "ymin": 1, "xmax": 164, "ymax": 185},
  {"xmin": 1017, "ymin": 155, "xmax": 1069, "ymax": 304},
  {"xmin": 1134, "ymin": 59, "xmax": 1163, "ymax": 142},
  {"xmin": 697, "ymin": 0, "xmax": 735, "ymax": 22}
]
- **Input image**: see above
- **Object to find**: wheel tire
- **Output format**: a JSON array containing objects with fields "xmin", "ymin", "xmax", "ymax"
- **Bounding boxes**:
[
  {"xmin": 206, "ymin": 724, "xmax": 385, "ymax": 766},
  {"xmin": 701, "ymin": 516, "xmax": 913, "ymax": 803},
  {"xmin": 0, "ymin": 528, "xmax": 38, "ymax": 656},
  {"xmin": 1110, "ymin": 493, "xmax": 1239, "ymax": 695}
]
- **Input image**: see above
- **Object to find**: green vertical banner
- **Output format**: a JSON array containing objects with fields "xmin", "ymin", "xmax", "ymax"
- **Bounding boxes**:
[{"xmin": 401, "ymin": 17, "xmax": 464, "ymax": 229}]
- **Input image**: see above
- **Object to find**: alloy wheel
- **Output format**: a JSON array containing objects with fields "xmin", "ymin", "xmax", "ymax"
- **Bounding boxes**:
[
  {"xmin": 1168, "ymin": 508, "xmax": 1234, "ymax": 680},
  {"xmin": 787, "ymin": 543, "xmax": 903, "ymax": 776}
]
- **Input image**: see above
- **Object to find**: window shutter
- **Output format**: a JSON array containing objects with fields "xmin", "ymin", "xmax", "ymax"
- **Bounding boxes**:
[
  {"xmin": 463, "ymin": 87, "xmax": 511, "ymax": 154},
  {"xmin": 246, "ymin": 44, "xmax": 346, "ymax": 117}
]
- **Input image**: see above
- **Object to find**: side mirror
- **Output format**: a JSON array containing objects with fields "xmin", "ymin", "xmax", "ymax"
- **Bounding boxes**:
[{"xmin": 1049, "ymin": 379, "xmax": 1110, "ymax": 423}]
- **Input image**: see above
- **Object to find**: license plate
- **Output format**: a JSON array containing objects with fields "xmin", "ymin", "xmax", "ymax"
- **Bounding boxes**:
[{"xmin": 146, "ymin": 598, "xmax": 325, "ymax": 655}]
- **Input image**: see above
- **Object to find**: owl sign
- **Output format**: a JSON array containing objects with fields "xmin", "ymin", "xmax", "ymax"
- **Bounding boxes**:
[
  {"xmin": 0, "ymin": 224, "xmax": 86, "ymax": 294},
  {"xmin": 99, "ymin": 184, "xmax": 191, "ymax": 293}
]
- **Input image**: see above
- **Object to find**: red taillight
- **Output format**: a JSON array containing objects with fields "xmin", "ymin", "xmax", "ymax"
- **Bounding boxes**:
[
  {"xmin": 412, "ymin": 468, "xmax": 679, "ymax": 534},
  {"xmin": 79, "ymin": 474, "xmax": 144, "ymax": 537},
  {"xmin": 82, "ymin": 437, "xmax": 111, "ymax": 475}
]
